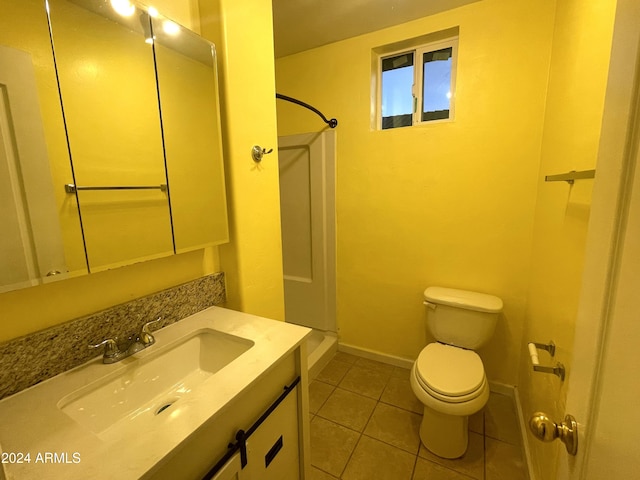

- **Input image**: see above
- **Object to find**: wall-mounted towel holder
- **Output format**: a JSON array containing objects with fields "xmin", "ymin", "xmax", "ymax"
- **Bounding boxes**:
[
  {"xmin": 544, "ymin": 169, "xmax": 595, "ymax": 185},
  {"xmin": 528, "ymin": 341, "xmax": 565, "ymax": 381}
]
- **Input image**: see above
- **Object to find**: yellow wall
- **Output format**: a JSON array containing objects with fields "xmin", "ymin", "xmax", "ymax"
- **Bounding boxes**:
[
  {"xmin": 151, "ymin": 0, "xmax": 201, "ymax": 33},
  {"xmin": 276, "ymin": 0, "xmax": 556, "ymax": 384},
  {"xmin": 199, "ymin": 0, "xmax": 285, "ymax": 320},
  {"xmin": 519, "ymin": 0, "xmax": 617, "ymax": 478}
]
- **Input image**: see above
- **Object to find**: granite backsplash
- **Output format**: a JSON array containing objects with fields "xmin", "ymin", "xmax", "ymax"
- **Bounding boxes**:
[{"xmin": 0, "ymin": 272, "xmax": 225, "ymax": 400}]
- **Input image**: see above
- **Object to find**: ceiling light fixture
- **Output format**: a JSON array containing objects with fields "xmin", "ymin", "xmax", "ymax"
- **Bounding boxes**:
[
  {"xmin": 162, "ymin": 20, "xmax": 180, "ymax": 36},
  {"xmin": 110, "ymin": 0, "xmax": 135, "ymax": 17}
]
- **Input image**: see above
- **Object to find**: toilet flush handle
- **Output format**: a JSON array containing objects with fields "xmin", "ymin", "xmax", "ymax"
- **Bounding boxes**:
[{"xmin": 423, "ymin": 301, "xmax": 437, "ymax": 310}]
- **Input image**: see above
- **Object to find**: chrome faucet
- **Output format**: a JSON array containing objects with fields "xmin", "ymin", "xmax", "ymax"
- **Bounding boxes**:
[{"xmin": 90, "ymin": 317, "xmax": 162, "ymax": 364}]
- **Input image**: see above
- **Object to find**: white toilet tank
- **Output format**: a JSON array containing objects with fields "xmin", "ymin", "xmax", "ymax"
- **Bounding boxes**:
[{"xmin": 423, "ymin": 287, "xmax": 503, "ymax": 350}]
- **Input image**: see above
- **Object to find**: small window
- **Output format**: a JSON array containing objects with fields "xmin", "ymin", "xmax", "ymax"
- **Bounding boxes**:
[{"xmin": 378, "ymin": 38, "xmax": 457, "ymax": 130}]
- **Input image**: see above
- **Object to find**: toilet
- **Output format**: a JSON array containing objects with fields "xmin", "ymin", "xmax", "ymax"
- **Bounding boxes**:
[{"xmin": 410, "ymin": 286, "xmax": 503, "ymax": 459}]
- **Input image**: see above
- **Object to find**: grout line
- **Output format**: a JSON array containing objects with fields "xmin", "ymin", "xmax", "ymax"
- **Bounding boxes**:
[
  {"xmin": 314, "ymin": 352, "xmax": 528, "ymax": 480},
  {"xmin": 409, "ymin": 450, "xmax": 419, "ymax": 480},
  {"xmin": 339, "ymin": 430, "xmax": 363, "ymax": 479},
  {"xmin": 361, "ymin": 390, "xmax": 379, "ymax": 431},
  {"xmin": 483, "ymin": 409, "xmax": 487, "ymax": 480},
  {"xmin": 310, "ymin": 380, "xmax": 337, "ymax": 415},
  {"xmin": 312, "ymin": 464, "xmax": 340, "ymax": 479},
  {"xmin": 378, "ymin": 397, "xmax": 423, "ymax": 416},
  {"xmin": 361, "ymin": 431, "xmax": 420, "ymax": 456}
]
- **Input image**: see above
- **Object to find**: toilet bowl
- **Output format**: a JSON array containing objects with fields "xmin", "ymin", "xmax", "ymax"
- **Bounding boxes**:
[
  {"xmin": 410, "ymin": 343, "xmax": 490, "ymax": 458},
  {"xmin": 410, "ymin": 287, "xmax": 502, "ymax": 459}
]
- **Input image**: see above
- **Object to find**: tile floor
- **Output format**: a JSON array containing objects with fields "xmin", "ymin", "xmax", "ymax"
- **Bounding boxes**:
[{"xmin": 308, "ymin": 352, "xmax": 528, "ymax": 480}]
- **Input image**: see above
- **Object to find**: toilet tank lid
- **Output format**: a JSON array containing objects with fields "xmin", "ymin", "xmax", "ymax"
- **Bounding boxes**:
[{"xmin": 424, "ymin": 287, "xmax": 503, "ymax": 313}]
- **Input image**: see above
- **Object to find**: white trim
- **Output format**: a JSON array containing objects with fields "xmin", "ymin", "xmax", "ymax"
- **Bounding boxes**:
[
  {"xmin": 484, "ymin": 382, "xmax": 535, "ymax": 480},
  {"xmin": 416, "ymin": 37, "xmax": 458, "ymax": 124},
  {"xmin": 308, "ymin": 330, "xmax": 338, "ymax": 381},
  {"xmin": 486, "ymin": 380, "xmax": 514, "ymax": 397},
  {"xmin": 338, "ymin": 342, "xmax": 415, "ymax": 369},
  {"xmin": 513, "ymin": 385, "xmax": 537, "ymax": 480}
]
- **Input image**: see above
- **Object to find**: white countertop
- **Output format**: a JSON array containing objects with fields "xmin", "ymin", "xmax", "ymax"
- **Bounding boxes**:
[{"xmin": 0, "ymin": 307, "xmax": 310, "ymax": 479}]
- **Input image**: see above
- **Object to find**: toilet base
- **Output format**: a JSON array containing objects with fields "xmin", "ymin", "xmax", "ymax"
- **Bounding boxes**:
[{"xmin": 419, "ymin": 405, "xmax": 469, "ymax": 459}]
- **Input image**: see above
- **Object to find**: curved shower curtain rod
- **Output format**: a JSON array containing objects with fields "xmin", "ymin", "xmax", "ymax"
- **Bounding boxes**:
[{"xmin": 275, "ymin": 93, "xmax": 338, "ymax": 128}]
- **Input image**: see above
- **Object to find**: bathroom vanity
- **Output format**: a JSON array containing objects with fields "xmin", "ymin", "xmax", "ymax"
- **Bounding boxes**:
[{"xmin": 0, "ymin": 308, "xmax": 311, "ymax": 479}]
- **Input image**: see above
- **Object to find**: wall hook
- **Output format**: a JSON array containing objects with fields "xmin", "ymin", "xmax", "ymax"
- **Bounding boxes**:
[{"xmin": 251, "ymin": 145, "xmax": 273, "ymax": 162}]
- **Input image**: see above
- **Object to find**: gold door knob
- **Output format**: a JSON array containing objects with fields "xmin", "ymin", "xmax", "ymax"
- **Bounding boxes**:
[{"xmin": 529, "ymin": 412, "xmax": 578, "ymax": 455}]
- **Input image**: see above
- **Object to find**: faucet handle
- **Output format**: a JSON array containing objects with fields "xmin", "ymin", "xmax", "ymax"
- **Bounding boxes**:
[
  {"xmin": 89, "ymin": 338, "xmax": 119, "ymax": 358},
  {"xmin": 140, "ymin": 317, "xmax": 162, "ymax": 346}
]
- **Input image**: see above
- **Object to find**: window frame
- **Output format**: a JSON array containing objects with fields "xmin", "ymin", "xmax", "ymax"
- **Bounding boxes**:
[{"xmin": 376, "ymin": 37, "xmax": 458, "ymax": 130}]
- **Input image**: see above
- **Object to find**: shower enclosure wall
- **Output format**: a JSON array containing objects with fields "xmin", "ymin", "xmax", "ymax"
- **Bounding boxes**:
[{"xmin": 278, "ymin": 130, "xmax": 337, "ymax": 378}]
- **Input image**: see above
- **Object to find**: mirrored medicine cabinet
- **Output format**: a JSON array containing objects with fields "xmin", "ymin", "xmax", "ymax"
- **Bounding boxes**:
[{"xmin": 0, "ymin": 0, "xmax": 228, "ymax": 293}]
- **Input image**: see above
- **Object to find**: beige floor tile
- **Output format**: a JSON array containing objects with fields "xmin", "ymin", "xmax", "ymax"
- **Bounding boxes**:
[
  {"xmin": 354, "ymin": 357, "xmax": 395, "ymax": 377},
  {"xmin": 317, "ymin": 387, "xmax": 377, "ymax": 432},
  {"xmin": 310, "ymin": 466, "xmax": 339, "ymax": 480},
  {"xmin": 485, "ymin": 393, "xmax": 521, "ymax": 445},
  {"xmin": 363, "ymin": 403, "xmax": 422, "ymax": 454},
  {"xmin": 308, "ymin": 353, "xmax": 530, "ymax": 480},
  {"xmin": 334, "ymin": 351, "xmax": 359, "ymax": 364},
  {"xmin": 392, "ymin": 365, "xmax": 412, "ymax": 379},
  {"xmin": 485, "ymin": 437, "xmax": 527, "ymax": 480},
  {"xmin": 380, "ymin": 376, "xmax": 424, "ymax": 414},
  {"xmin": 316, "ymin": 359, "xmax": 352, "ymax": 386},
  {"xmin": 339, "ymin": 365, "xmax": 390, "ymax": 399},
  {"xmin": 310, "ymin": 416, "xmax": 360, "ymax": 477},
  {"xmin": 342, "ymin": 435, "xmax": 416, "ymax": 480},
  {"xmin": 412, "ymin": 458, "xmax": 477, "ymax": 480},
  {"xmin": 418, "ymin": 431, "xmax": 484, "ymax": 480},
  {"xmin": 309, "ymin": 381, "xmax": 335, "ymax": 414},
  {"xmin": 468, "ymin": 409, "xmax": 484, "ymax": 435}
]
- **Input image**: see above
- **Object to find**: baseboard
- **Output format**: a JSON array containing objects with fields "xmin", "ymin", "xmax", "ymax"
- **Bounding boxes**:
[
  {"xmin": 513, "ymin": 385, "xmax": 536, "ymax": 480},
  {"xmin": 308, "ymin": 333, "xmax": 338, "ymax": 381},
  {"xmin": 337, "ymin": 342, "xmax": 414, "ymax": 370},
  {"xmin": 487, "ymin": 381, "xmax": 514, "ymax": 397}
]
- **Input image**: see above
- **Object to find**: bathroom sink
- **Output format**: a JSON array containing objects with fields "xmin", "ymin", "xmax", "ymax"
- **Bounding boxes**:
[{"xmin": 58, "ymin": 328, "xmax": 253, "ymax": 439}]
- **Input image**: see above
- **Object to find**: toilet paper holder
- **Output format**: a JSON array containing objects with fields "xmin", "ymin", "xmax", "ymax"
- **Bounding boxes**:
[{"xmin": 528, "ymin": 341, "xmax": 565, "ymax": 381}]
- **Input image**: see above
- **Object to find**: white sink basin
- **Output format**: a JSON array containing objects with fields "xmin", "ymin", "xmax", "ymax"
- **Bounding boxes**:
[{"xmin": 57, "ymin": 328, "xmax": 253, "ymax": 439}]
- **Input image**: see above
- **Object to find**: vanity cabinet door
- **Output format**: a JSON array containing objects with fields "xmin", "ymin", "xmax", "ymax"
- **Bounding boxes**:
[
  {"xmin": 245, "ymin": 385, "xmax": 301, "ymax": 480},
  {"xmin": 208, "ymin": 452, "xmax": 248, "ymax": 480}
]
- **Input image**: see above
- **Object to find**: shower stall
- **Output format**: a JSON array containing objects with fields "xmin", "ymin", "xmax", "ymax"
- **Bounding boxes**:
[{"xmin": 277, "ymin": 129, "xmax": 337, "ymax": 379}]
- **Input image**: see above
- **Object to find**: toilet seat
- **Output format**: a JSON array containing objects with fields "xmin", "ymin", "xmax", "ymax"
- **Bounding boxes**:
[{"xmin": 414, "ymin": 343, "xmax": 486, "ymax": 403}]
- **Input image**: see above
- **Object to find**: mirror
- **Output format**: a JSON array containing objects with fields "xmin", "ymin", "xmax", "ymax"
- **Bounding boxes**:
[
  {"xmin": 0, "ymin": 0, "xmax": 87, "ymax": 291},
  {"xmin": 48, "ymin": 0, "xmax": 174, "ymax": 272},
  {"xmin": 151, "ymin": 13, "xmax": 228, "ymax": 254},
  {"xmin": 0, "ymin": 0, "xmax": 228, "ymax": 292}
]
